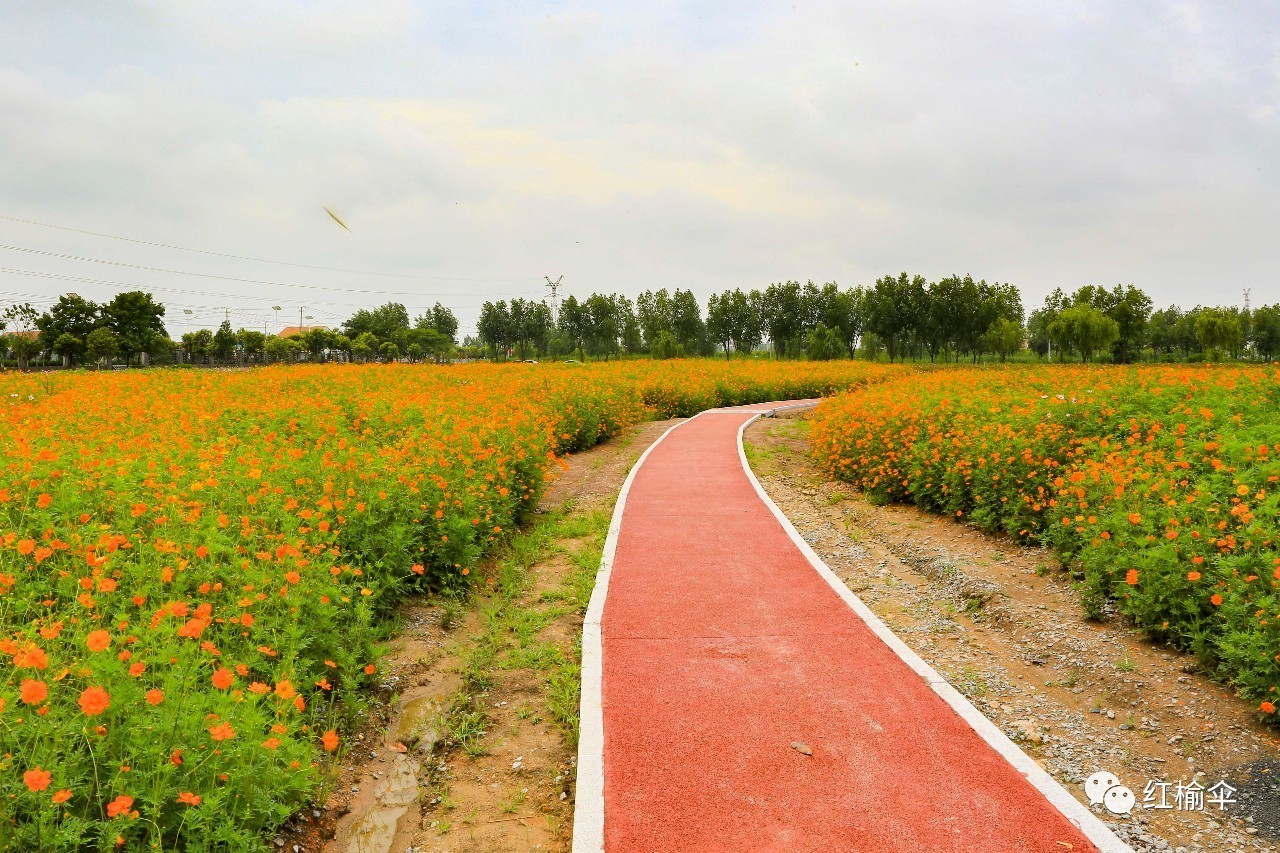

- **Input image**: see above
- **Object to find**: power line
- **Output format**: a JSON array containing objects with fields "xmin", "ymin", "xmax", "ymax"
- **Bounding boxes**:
[
  {"xmin": 0, "ymin": 213, "xmax": 531, "ymax": 283},
  {"xmin": 0, "ymin": 265, "xmax": 502, "ymax": 312},
  {"xmin": 0, "ymin": 242, "xmax": 532, "ymax": 299}
]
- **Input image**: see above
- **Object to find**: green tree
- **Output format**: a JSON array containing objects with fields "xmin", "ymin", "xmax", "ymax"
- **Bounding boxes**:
[
  {"xmin": 3, "ymin": 303, "xmax": 43, "ymax": 370},
  {"xmin": 264, "ymin": 335, "xmax": 298, "ymax": 364},
  {"xmin": 806, "ymin": 323, "xmax": 844, "ymax": 361},
  {"xmin": 707, "ymin": 288, "xmax": 763, "ymax": 359},
  {"xmin": 759, "ymin": 281, "xmax": 803, "ymax": 358},
  {"xmin": 670, "ymin": 289, "xmax": 707, "ymax": 355},
  {"xmin": 583, "ymin": 293, "xmax": 621, "ymax": 360},
  {"xmin": 1048, "ymin": 304, "xmax": 1119, "ymax": 362},
  {"xmin": 1195, "ymin": 308, "xmax": 1243, "ymax": 360},
  {"xmin": 53, "ymin": 333, "xmax": 83, "ymax": 365},
  {"xmin": 37, "ymin": 294, "xmax": 101, "ymax": 363},
  {"xmin": 103, "ymin": 291, "xmax": 167, "ymax": 365},
  {"xmin": 212, "ymin": 321, "xmax": 237, "ymax": 365},
  {"xmin": 351, "ymin": 332, "xmax": 378, "ymax": 363},
  {"xmin": 343, "ymin": 303, "xmax": 410, "ymax": 350},
  {"xmin": 649, "ymin": 330, "xmax": 682, "ymax": 359},
  {"xmin": 1146, "ymin": 306, "xmax": 1182, "ymax": 357},
  {"xmin": 558, "ymin": 295, "xmax": 588, "ymax": 360},
  {"xmin": 477, "ymin": 300, "xmax": 513, "ymax": 359},
  {"xmin": 238, "ymin": 330, "xmax": 267, "ymax": 363},
  {"xmin": 1251, "ymin": 304, "xmax": 1280, "ymax": 361},
  {"xmin": 85, "ymin": 327, "xmax": 121, "ymax": 368},
  {"xmin": 983, "ymin": 318, "xmax": 1024, "ymax": 362},
  {"xmin": 635, "ymin": 289, "xmax": 675, "ymax": 350},
  {"xmin": 185, "ymin": 328, "xmax": 215, "ymax": 365},
  {"xmin": 421, "ymin": 303, "xmax": 459, "ymax": 342}
]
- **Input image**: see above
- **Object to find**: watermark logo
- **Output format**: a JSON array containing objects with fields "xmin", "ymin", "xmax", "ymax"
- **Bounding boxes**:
[
  {"xmin": 1085, "ymin": 771, "xmax": 1135, "ymax": 815},
  {"xmin": 1085, "ymin": 770, "xmax": 1238, "ymax": 815}
]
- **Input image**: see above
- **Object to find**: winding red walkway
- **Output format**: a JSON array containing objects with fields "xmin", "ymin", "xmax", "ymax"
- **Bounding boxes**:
[{"xmin": 576, "ymin": 403, "xmax": 1127, "ymax": 852}]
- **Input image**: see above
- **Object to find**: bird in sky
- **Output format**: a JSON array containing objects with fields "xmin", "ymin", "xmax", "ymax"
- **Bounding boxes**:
[{"xmin": 323, "ymin": 207, "xmax": 351, "ymax": 232}]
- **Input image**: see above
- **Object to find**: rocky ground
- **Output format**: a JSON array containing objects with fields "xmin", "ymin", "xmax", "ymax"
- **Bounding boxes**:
[{"xmin": 746, "ymin": 413, "xmax": 1280, "ymax": 853}]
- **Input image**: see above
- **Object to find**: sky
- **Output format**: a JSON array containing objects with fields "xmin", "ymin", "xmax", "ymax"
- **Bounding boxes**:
[{"xmin": 0, "ymin": 1, "xmax": 1277, "ymax": 338}]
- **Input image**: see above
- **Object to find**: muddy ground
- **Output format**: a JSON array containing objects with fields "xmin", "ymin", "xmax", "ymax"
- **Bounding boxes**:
[{"xmin": 746, "ymin": 412, "xmax": 1280, "ymax": 853}]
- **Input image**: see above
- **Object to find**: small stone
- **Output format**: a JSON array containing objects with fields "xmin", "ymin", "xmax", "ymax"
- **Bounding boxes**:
[
  {"xmin": 791, "ymin": 741, "xmax": 813, "ymax": 756},
  {"xmin": 1011, "ymin": 719, "xmax": 1044, "ymax": 745}
]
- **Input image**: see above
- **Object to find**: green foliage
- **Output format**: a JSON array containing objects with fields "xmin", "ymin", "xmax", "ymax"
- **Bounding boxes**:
[
  {"xmin": 84, "ymin": 327, "xmax": 121, "ymax": 367},
  {"xmin": 1048, "ymin": 304, "xmax": 1119, "ymax": 362},
  {"xmin": 806, "ymin": 323, "xmax": 844, "ymax": 361}
]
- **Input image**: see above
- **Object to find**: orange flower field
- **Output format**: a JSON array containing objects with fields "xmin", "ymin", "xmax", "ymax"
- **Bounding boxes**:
[
  {"xmin": 0, "ymin": 360, "xmax": 893, "ymax": 849},
  {"xmin": 811, "ymin": 365, "xmax": 1280, "ymax": 721}
]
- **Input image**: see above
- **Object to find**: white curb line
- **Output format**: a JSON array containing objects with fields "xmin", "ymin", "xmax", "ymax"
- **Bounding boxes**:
[
  {"xmin": 572, "ymin": 411, "xmax": 711, "ymax": 853},
  {"xmin": 735, "ymin": 406, "xmax": 1133, "ymax": 853}
]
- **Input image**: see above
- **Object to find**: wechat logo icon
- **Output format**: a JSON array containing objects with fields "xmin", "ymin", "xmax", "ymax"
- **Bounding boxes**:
[{"xmin": 1085, "ymin": 770, "xmax": 1136, "ymax": 816}]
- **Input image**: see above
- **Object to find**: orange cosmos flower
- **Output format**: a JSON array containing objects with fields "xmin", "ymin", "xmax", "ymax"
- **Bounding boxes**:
[
  {"xmin": 13, "ymin": 644, "xmax": 48, "ymax": 670},
  {"xmin": 86, "ymin": 630, "xmax": 111, "ymax": 652},
  {"xmin": 78, "ymin": 686, "xmax": 111, "ymax": 716},
  {"xmin": 20, "ymin": 679, "xmax": 48, "ymax": 705},
  {"xmin": 105, "ymin": 794, "xmax": 133, "ymax": 818},
  {"xmin": 52, "ymin": 789, "xmax": 72, "ymax": 804},
  {"xmin": 146, "ymin": 689, "xmax": 164, "ymax": 705},
  {"xmin": 211, "ymin": 668, "xmax": 234, "ymax": 689},
  {"xmin": 1210, "ymin": 594, "xmax": 1223, "ymax": 606},
  {"xmin": 321, "ymin": 730, "xmax": 340, "ymax": 751},
  {"xmin": 209, "ymin": 722, "xmax": 236, "ymax": 741},
  {"xmin": 1187, "ymin": 571, "xmax": 1201, "ymax": 582},
  {"xmin": 1125, "ymin": 569, "xmax": 1139, "ymax": 586},
  {"xmin": 23, "ymin": 767, "xmax": 52, "ymax": 792},
  {"xmin": 177, "ymin": 791, "xmax": 202, "ymax": 806}
]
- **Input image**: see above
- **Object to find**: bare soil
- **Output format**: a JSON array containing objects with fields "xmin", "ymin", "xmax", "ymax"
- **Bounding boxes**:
[{"xmin": 745, "ymin": 412, "xmax": 1280, "ymax": 853}]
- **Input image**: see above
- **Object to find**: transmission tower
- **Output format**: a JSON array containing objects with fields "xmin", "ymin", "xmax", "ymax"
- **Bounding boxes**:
[
  {"xmin": 545, "ymin": 275, "xmax": 564, "ymax": 325},
  {"xmin": 1244, "ymin": 288, "xmax": 1252, "ymax": 313}
]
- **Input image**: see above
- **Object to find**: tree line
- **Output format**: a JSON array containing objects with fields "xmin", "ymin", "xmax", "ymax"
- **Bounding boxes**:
[
  {"xmin": 4, "ymin": 291, "xmax": 460, "ymax": 368},
  {"xmin": 475, "ymin": 277, "xmax": 1278, "ymax": 364},
  {"xmin": 476, "ymin": 277, "xmax": 1024, "ymax": 362},
  {"xmin": 5, "ymin": 278, "xmax": 1277, "ymax": 369}
]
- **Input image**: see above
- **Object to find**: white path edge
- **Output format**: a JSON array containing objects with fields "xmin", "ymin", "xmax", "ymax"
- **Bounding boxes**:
[
  {"xmin": 573, "ymin": 410, "xmax": 710, "ymax": 853},
  {"xmin": 572, "ymin": 401, "xmax": 1132, "ymax": 853}
]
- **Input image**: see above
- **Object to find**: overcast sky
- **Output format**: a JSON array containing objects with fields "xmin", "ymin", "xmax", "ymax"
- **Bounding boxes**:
[{"xmin": 1, "ymin": 1, "xmax": 1276, "ymax": 337}]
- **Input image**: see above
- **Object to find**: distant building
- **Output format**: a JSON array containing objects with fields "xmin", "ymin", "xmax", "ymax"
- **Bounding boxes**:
[{"xmin": 276, "ymin": 325, "xmax": 327, "ymax": 338}]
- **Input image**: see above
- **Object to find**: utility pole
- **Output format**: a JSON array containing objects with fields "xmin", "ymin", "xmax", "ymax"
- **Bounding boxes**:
[{"xmin": 544, "ymin": 276, "xmax": 563, "ymax": 326}]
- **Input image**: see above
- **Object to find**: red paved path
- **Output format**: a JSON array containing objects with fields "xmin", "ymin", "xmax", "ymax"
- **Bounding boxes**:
[{"xmin": 597, "ymin": 406, "xmax": 1107, "ymax": 852}]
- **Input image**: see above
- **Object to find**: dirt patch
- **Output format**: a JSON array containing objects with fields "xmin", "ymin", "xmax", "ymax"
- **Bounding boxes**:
[
  {"xmin": 746, "ymin": 413, "xmax": 1280, "ymax": 853},
  {"xmin": 278, "ymin": 418, "xmax": 679, "ymax": 853}
]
